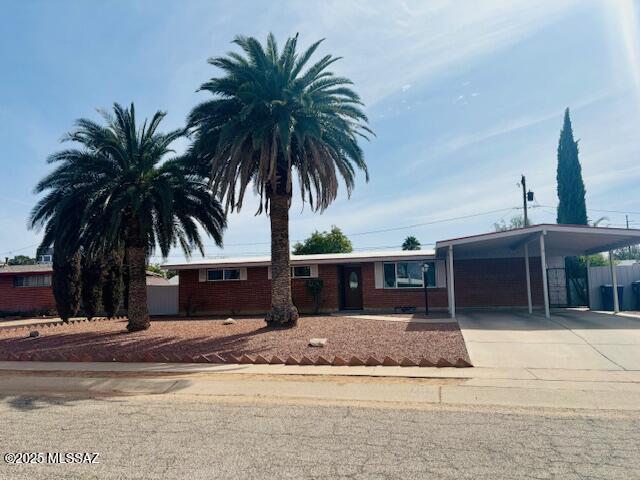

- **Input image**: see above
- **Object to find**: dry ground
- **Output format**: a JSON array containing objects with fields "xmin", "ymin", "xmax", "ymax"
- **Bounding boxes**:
[{"xmin": 0, "ymin": 315, "xmax": 470, "ymax": 366}]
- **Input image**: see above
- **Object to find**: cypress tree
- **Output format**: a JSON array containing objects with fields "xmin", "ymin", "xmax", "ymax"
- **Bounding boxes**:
[
  {"xmin": 102, "ymin": 248, "xmax": 124, "ymax": 319},
  {"xmin": 81, "ymin": 253, "xmax": 104, "ymax": 320},
  {"xmin": 556, "ymin": 108, "xmax": 588, "ymax": 225},
  {"xmin": 52, "ymin": 248, "xmax": 82, "ymax": 322}
]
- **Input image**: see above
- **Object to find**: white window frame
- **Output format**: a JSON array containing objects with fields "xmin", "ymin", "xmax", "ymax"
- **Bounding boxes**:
[
  {"xmin": 14, "ymin": 274, "xmax": 52, "ymax": 288},
  {"xmin": 268, "ymin": 264, "xmax": 318, "ymax": 279},
  {"xmin": 291, "ymin": 265, "xmax": 313, "ymax": 278},
  {"xmin": 206, "ymin": 268, "xmax": 242, "ymax": 282},
  {"xmin": 383, "ymin": 261, "xmax": 436, "ymax": 289}
]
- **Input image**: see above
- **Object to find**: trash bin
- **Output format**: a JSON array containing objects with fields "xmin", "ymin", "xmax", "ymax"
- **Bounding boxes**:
[
  {"xmin": 600, "ymin": 285, "xmax": 624, "ymax": 311},
  {"xmin": 632, "ymin": 281, "xmax": 640, "ymax": 310}
]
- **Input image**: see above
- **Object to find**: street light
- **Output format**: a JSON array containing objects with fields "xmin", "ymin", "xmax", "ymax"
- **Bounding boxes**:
[{"xmin": 421, "ymin": 263, "xmax": 430, "ymax": 316}]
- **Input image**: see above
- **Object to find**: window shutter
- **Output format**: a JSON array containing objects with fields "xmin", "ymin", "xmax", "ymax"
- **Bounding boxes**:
[
  {"xmin": 198, "ymin": 269, "xmax": 206, "ymax": 282},
  {"xmin": 239, "ymin": 268, "xmax": 248, "ymax": 281},
  {"xmin": 436, "ymin": 260, "xmax": 446, "ymax": 288},
  {"xmin": 310, "ymin": 265, "xmax": 319, "ymax": 278},
  {"xmin": 374, "ymin": 262, "xmax": 384, "ymax": 289}
]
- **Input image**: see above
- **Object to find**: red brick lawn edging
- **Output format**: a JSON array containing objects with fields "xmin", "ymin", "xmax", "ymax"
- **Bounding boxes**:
[{"xmin": 0, "ymin": 316, "xmax": 472, "ymax": 368}]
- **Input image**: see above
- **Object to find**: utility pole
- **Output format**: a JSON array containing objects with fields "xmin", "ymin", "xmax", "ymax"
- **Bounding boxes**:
[{"xmin": 521, "ymin": 175, "xmax": 528, "ymax": 227}]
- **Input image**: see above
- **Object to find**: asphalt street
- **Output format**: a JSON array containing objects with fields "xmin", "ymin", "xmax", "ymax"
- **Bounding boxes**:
[{"xmin": 0, "ymin": 393, "xmax": 638, "ymax": 479}]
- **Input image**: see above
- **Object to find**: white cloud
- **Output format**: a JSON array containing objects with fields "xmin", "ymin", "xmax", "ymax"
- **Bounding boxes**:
[{"xmin": 275, "ymin": 0, "xmax": 581, "ymax": 106}]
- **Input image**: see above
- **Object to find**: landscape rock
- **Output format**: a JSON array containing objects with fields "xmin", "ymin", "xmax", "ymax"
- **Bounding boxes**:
[{"xmin": 309, "ymin": 338, "xmax": 327, "ymax": 347}]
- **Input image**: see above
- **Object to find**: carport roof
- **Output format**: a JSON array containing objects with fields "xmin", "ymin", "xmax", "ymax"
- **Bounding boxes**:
[{"xmin": 435, "ymin": 224, "xmax": 640, "ymax": 259}]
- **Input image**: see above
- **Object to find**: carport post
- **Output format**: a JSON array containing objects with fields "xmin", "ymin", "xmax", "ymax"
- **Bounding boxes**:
[
  {"xmin": 524, "ymin": 243, "xmax": 532, "ymax": 314},
  {"xmin": 447, "ymin": 245, "xmax": 456, "ymax": 318},
  {"xmin": 539, "ymin": 232, "xmax": 550, "ymax": 318},
  {"xmin": 609, "ymin": 250, "xmax": 620, "ymax": 313}
]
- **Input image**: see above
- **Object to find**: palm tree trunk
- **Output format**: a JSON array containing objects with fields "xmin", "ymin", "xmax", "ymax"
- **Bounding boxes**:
[
  {"xmin": 125, "ymin": 244, "xmax": 150, "ymax": 332},
  {"xmin": 265, "ymin": 193, "xmax": 299, "ymax": 327}
]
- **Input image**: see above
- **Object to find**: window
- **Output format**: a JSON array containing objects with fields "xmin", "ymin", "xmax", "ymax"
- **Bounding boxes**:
[
  {"xmin": 292, "ymin": 266, "xmax": 312, "ymax": 278},
  {"xmin": 207, "ymin": 269, "xmax": 241, "ymax": 281},
  {"xmin": 14, "ymin": 275, "xmax": 52, "ymax": 288},
  {"xmin": 383, "ymin": 261, "xmax": 435, "ymax": 288}
]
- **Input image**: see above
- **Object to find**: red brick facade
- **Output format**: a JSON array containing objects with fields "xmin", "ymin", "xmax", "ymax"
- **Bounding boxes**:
[
  {"xmin": 0, "ymin": 274, "xmax": 56, "ymax": 313},
  {"xmin": 179, "ymin": 264, "xmax": 341, "ymax": 316},
  {"xmin": 177, "ymin": 257, "xmax": 544, "ymax": 315},
  {"xmin": 453, "ymin": 257, "xmax": 544, "ymax": 308}
]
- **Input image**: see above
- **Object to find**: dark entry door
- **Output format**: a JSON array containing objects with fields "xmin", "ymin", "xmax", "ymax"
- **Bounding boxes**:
[{"xmin": 342, "ymin": 266, "xmax": 363, "ymax": 310}]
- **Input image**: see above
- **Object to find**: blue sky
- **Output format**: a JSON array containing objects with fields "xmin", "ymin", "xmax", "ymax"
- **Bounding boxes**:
[{"xmin": 1, "ymin": 0, "xmax": 639, "ymax": 262}]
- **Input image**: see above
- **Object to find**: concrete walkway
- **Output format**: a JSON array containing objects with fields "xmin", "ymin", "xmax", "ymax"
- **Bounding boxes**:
[
  {"xmin": 3, "ymin": 361, "xmax": 640, "ymax": 410},
  {"xmin": 457, "ymin": 309, "xmax": 640, "ymax": 371}
]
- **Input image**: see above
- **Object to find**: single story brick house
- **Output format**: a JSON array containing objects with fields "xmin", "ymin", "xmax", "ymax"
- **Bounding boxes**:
[
  {"xmin": 165, "ymin": 224, "xmax": 640, "ymax": 318},
  {"xmin": 0, "ymin": 264, "xmax": 56, "ymax": 314},
  {"xmin": 0, "ymin": 263, "xmax": 174, "ymax": 315}
]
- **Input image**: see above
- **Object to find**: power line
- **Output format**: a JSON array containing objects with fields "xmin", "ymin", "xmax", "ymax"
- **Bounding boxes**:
[{"xmin": 0, "ymin": 243, "xmax": 41, "ymax": 256}]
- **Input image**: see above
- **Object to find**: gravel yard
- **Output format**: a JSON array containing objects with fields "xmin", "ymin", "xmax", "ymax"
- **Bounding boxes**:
[{"xmin": 0, "ymin": 316, "xmax": 471, "ymax": 366}]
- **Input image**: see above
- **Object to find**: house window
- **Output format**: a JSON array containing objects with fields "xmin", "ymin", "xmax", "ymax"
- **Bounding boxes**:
[
  {"xmin": 14, "ymin": 275, "xmax": 52, "ymax": 288},
  {"xmin": 383, "ymin": 261, "xmax": 435, "ymax": 288},
  {"xmin": 207, "ymin": 269, "xmax": 241, "ymax": 281},
  {"xmin": 291, "ymin": 266, "xmax": 312, "ymax": 278}
]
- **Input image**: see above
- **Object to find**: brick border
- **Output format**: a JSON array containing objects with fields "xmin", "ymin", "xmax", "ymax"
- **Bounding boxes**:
[
  {"xmin": 0, "ymin": 349, "xmax": 472, "ymax": 367},
  {"xmin": 0, "ymin": 316, "xmax": 120, "ymax": 333}
]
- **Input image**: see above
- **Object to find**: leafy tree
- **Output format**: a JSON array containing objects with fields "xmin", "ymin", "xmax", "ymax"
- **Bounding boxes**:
[
  {"xmin": 189, "ymin": 34, "xmax": 371, "ymax": 326},
  {"xmin": 81, "ymin": 253, "xmax": 104, "ymax": 320},
  {"xmin": 401, "ymin": 236, "xmax": 421, "ymax": 251},
  {"xmin": 614, "ymin": 246, "xmax": 640, "ymax": 261},
  {"xmin": 293, "ymin": 226, "xmax": 353, "ymax": 255},
  {"xmin": 102, "ymin": 248, "xmax": 124, "ymax": 319},
  {"xmin": 493, "ymin": 214, "xmax": 529, "ymax": 232},
  {"xmin": 556, "ymin": 108, "xmax": 587, "ymax": 225},
  {"xmin": 7, "ymin": 255, "xmax": 37, "ymax": 266},
  {"xmin": 52, "ymin": 249, "xmax": 82, "ymax": 322},
  {"xmin": 145, "ymin": 263, "xmax": 177, "ymax": 279},
  {"xmin": 30, "ymin": 103, "xmax": 226, "ymax": 332}
]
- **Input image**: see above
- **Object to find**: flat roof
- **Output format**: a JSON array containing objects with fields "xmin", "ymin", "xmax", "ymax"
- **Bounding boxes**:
[
  {"xmin": 0, "ymin": 264, "xmax": 53, "ymax": 275},
  {"xmin": 163, "ymin": 249, "xmax": 436, "ymax": 270},
  {"xmin": 436, "ymin": 224, "xmax": 640, "ymax": 258}
]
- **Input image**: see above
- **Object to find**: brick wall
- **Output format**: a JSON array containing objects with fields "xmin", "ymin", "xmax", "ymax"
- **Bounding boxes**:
[
  {"xmin": 0, "ymin": 274, "xmax": 56, "ymax": 313},
  {"xmin": 360, "ymin": 262, "xmax": 448, "ymax": 310},
  {"xmin": 178, "ymin": 264, "xmax": 340, "ymax": 315},
  {"xmin": 177, "ymin": 256, "xmax": 545, "ymax": 315},
  {"xmin": 454, "ymin": 257, "xmax": 544, "ymax": 308}
]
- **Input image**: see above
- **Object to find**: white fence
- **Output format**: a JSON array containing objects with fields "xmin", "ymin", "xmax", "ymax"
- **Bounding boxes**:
[
  {"xmin": 587, "ymin": 264, "xmax": 640, "ymax": 310},
  {"xmin": 146, "ymin": 285, "xmax": 179, "ymax": 316}
]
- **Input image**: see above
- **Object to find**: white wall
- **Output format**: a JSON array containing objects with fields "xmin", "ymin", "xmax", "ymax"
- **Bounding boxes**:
[
  {"xmin": 147, "ymin": 285, "xmax": 179, "ymax": 316},
  {"xmin": 587, "ymin": 264, "xmax": 640, "ymax": 310}
]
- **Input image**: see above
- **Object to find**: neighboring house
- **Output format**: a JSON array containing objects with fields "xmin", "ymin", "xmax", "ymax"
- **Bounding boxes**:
[
  {"xmin": 0, "ymin": 264, "xmax": 172, "ymax": 315},
  {"xmin": 165, "ymin": 224, "xmax": 640, "ymax": 317},
  {"xmin": 145, "ymin": 271, "xmax": 171, "ymax": 286},
  {"xmin": 0, "ymin": 264, "xmax": 56, "ymax": 313},
  {"xmin": 36, "ymin": 246, "xmax": 54, "ymax": 264}
]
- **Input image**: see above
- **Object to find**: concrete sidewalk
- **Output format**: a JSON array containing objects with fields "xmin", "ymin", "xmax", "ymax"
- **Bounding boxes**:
[{"xmin": 2, "ymin": 361, "xmax": 640, "ymax": 411}]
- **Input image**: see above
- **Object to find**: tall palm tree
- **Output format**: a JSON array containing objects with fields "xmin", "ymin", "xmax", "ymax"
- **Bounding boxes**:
[
  {"xmin": 30, "ymin": 103, "xmax": 226, "ymax": 331},
  {"xmin": 189, "ymin": 33, "xmax": 371, "ymax": 326}
]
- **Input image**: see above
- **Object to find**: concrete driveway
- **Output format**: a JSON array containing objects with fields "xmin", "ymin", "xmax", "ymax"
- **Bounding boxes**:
[{"xmin": 457, "ymin": 309, "xmax": 640, "ymax": 371}]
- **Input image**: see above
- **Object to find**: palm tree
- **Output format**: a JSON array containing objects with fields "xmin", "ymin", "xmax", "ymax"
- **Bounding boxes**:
[
  {"xmin": 30, "ymin": 103, "xmax": 226, "ymax": 331},
  {"xmin": 189, "ymin": 33, "xmax": 371, "ymax": 326},
  {"xmin": 401, "ymin": 236, "xmax": 421, "ymax": 251}
]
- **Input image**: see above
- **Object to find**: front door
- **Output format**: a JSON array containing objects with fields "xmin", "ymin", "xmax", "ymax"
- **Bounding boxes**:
[{"xmin": 342, "ymin": 266, "xmax": 363, "ymax": 310}]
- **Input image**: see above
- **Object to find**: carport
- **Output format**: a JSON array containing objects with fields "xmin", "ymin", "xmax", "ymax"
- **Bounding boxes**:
[{"xmin": 436, "ymin": 224, "xmax": 640, "ymax": 318}]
